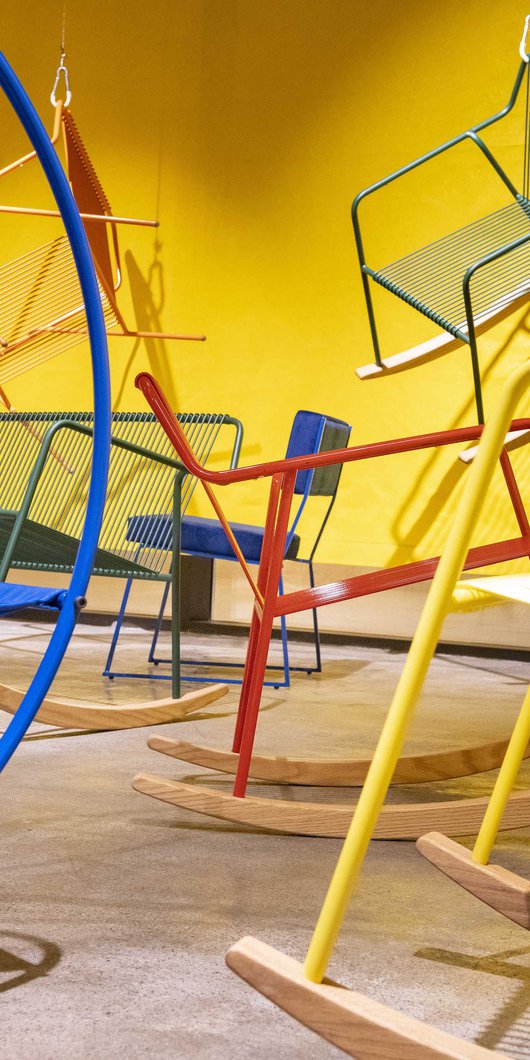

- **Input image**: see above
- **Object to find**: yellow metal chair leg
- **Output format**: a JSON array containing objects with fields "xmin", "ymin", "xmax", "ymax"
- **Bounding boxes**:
[
  {"xmin": 473, "ymin": 684, "xmax": 530, "ymax": 865},
  {"xmin": 304, "ymin": 359, "xmax": 530, "ymax": 984}
]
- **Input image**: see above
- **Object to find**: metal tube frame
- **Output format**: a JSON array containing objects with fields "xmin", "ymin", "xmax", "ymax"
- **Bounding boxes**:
[
  {"xmin": 352, "ymin": 56, "xmax": 529, "ymax": 399},
  {"xmin": 136, "ymin": 370, "xmax": 530, "ymax": 803}
]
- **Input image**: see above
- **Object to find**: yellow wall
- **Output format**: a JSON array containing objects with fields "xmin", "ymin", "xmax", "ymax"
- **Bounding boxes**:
[{"xmin": 1, "ymin": 0, "xmax": 530, "ymax": 568}]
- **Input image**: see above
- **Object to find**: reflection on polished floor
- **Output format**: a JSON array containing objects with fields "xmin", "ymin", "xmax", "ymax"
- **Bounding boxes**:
[{"xmin": 3, "ymin": 620, "xmax": 530, "ymax": 1058}]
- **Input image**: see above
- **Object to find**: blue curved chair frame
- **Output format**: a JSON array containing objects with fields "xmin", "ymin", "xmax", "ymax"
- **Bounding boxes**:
[{"xmin": 0, "ymin": 52, "xmax": 110, "ymax": 771}]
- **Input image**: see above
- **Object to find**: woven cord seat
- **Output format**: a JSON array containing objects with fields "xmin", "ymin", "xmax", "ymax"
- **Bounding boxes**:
[
  {"xmin": 0, "ymin": 235, "xmax": 118, "ymax": 386},
  {"xmin": 371, "ymin": 199, "xmax": 530, "ymax": 339}
]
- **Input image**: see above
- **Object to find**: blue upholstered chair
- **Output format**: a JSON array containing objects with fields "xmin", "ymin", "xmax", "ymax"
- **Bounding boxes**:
[{"xmin": 145, "ymin": 409, "xmax": 351, "ymax": 688}]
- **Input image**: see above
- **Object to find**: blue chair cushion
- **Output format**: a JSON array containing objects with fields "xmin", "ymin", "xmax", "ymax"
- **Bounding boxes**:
[
  {"xmin": 127, "ymin": 514, "xmax": 300, "ymax": 562},
  {"xmin": 285, "ymin": 411, "xmax": 325, "ymax": 496},
  {"xmin": 285, "ymin": 410, "xmax": 351, "ymax": 495},
  {"xmin": 0, "ymin": 583, "xmax": 67, "ymax": 614}
]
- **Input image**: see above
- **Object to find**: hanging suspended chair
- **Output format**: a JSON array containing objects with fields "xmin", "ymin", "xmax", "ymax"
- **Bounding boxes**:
[
  {"xmin": 354, "ymin": 17, "xmax": 530, "ymax": 458},
  {"xmin": 0, "ymin": 58, "xmax": 204, "ymax": 413},
  {"xmin": 0, "ymin": 49, "xmax": 110, "ymax": 768}
]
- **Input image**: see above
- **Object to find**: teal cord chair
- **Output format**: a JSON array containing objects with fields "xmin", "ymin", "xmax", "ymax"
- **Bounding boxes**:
[
  {"xmin": 354, "ymin": 17, "xmax": 530, "ymax": 446},
  {"xmin": 140, "ymin": 409, "xmax": 351, "ymax": 688},
  {"xmin": 103, "ymin": 413, "xmax": 243, "ymax": 692}
]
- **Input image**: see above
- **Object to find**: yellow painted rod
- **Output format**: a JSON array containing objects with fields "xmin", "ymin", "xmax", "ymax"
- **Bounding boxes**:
[
  {"xmin": 303, "ymin": 357, "xmax": 530, "ymax": 985},
  {"xmin": 472, "ymin": 682, "xmax": 530, "ymax": 864}
]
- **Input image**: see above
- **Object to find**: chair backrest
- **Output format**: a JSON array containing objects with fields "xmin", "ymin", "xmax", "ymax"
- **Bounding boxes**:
[
  {"xmin": 283, "ymin": 409, "xmax": 351, "ymax": 562},
  {"xmin": 284, "ymin": 410, "xmax": 351, "ymax": 496},
  {"xmin": 62, "ymin": 109, "xmax": 120, "ymax": 292},
  {"xmin": 0, "ymin": 106, "xmax": 136, "ymax": 391},
  {"xmin": 0, "ymin": 106, "xmax": 122, "ymax": 387},
  {"xmin": 0, "ymin": 410, "xmax": 242, "ymax": 582}
]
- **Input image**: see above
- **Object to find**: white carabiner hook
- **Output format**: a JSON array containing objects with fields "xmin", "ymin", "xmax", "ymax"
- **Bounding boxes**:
[
  {"xmin": 520, "ymin": 14, "xmax": 530, "ymax": 63},
  {"xmin": 50, "ymin": 56, "xmax": 71, "ymax": 107}
]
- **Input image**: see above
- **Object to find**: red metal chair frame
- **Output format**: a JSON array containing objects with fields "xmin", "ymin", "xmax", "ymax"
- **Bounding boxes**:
[{"xmin": 136, "ymin": 371, "xmax": 530, "ymax": 801}]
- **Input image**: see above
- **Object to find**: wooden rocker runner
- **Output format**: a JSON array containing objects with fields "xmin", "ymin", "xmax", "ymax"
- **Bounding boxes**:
[
  {"xmin": 418, "ymin": 586, "xmax": 530, "ymax": 931},
  {"xmin": 132, "ymin": 361, "xmax": 530, "ymax": 839},
  {"xmin": 224, "ymin": 350, "xmax": 530, "ymax": 1052},
  {"xmin": 0, "ymin": 681, "xmax": 227, "ymax": 732}
]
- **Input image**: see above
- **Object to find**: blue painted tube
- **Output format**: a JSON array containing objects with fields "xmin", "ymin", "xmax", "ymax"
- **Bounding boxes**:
[{"xmin": 0, "ymin": 52, "xmax": 111, "ymax": 770}]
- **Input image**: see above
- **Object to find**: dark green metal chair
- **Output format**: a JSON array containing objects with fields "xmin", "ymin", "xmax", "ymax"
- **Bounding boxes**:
[
  {"xmin": 0, "ymin": 409, "xmax": 242, "ymax": 698},
  {"xmin": 354, "ymin": 18, "xmax": 530, "ymax": 433}
]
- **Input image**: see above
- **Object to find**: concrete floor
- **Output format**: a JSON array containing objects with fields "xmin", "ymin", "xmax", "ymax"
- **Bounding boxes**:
[{"xmin": 3, "ymin": 621, "xmax": 530, "ymax": 1057}]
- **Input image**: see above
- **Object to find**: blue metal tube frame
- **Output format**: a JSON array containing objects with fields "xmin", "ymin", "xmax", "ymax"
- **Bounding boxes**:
[
  {"xmin": 0, "ymin": 51, "xmax": 111, "ymax": 772},
  {"xmin": 104, "ymin": 415, "xmax": 243, "ymax": 686}
]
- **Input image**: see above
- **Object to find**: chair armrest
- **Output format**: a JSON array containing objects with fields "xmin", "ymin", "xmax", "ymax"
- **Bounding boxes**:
[
  {"xmin": 462, "ymin": 228, "xmax": 530, "ymax": 315},
  {"xmin": 136, "ymin": 369, "xmax": 530, "ymax": 486},
  {"xmin": 225, "ymin": 416, "xmax": 244, "ymax": 469},
  {"xmin": 351, "ymin": 59, "xmax": 527, "ymax": 265},
  {"xmin": 54, "ymin": 419, "xmax": 189, "ymax": 475}
]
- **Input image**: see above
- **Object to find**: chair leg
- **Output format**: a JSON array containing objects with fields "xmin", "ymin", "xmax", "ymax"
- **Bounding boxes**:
[
  {"xmin": 171, "ymin": 492, "xmax": 182, "ymax": 700},
  {"xmin": 103, "ymin": 577, "xmax": 133, "ymax": 678},
  {"xmin": 233, "ymin": 600, "xmax": 280, "ymax": 797},
  {"xmin": 308, "ymin": 560, "xmax": 322, "ymax": 674},
  {"xmin": 277, "ymin": 573, "xmax": 290, "ymax": 690},
  {"xmin": 233, "ymin": 473, "xmax": 296, "ymax": 797},
  {"xmin": 232, "ymin": 606, "xmax": 263, "ymax": 753},
  {"xmin": 148, "ymin": 580, "xmax": 171, "ymax": 664}
]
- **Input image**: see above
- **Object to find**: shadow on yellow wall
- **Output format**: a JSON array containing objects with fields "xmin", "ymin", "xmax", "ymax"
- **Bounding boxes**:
[
  {"xmin": 112, "ymin": 249, "xmax": 180, "ymax": 412},
  {"xmin": 1, "ymin": 1, "xmax": 530, "ymax": 569}
]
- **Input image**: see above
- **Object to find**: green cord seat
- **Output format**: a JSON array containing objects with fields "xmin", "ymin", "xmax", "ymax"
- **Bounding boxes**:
[
  {"xmin": 371, "ymin": 199, "xmax": 530, "ymax": 340},
  {"xmin": 0, "ymin": 510, "xmax": 154, "ymax": 579}
]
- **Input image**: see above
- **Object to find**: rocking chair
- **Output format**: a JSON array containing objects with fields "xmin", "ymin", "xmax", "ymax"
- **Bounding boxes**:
[
  {"xmin": 223, "ymin": 326, "xmax": 530, "ymax": 1060},
  {"xmin": 131, "ymin": 369, "xmax": 530, "ymax": 840},
  {"xmin": 354, "ymin": 16, "xmax": 530, "ymax": 455}
]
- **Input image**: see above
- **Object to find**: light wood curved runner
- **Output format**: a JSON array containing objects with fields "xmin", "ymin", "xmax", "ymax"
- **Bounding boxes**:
[
  {"xmin": 418, "ymin": 832, "xmax": 530, "ymax": 930},
  {"xmin": 131, "ymin": 773, "xmax": 530, "ymax": 839},
  {"xmin": 226, "ymin": 937, "xmax": 508, "ymax": 1058},
  {"xmin": 0, "ymin": 682, "xmax": 227, "ymax": 730},
  {"xmin": 145, "ymin": 735, "xmax": 530, "ymax": 786}
]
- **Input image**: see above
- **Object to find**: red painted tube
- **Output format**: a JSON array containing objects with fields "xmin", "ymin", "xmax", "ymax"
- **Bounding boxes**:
[
  {"xmin": 135, "ymin": 371, "xmax": 530, "ymax": 486},
  {"xmin": 275, "ymin": 535, "xmax": 530, "ymax": 617}
]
